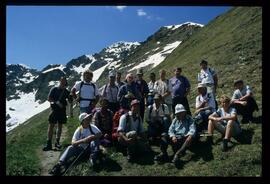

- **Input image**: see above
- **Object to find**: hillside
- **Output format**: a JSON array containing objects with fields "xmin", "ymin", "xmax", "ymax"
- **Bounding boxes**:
[{"xmin": 6, "ymin": 7, "xmax": 262, "ymax": 176}]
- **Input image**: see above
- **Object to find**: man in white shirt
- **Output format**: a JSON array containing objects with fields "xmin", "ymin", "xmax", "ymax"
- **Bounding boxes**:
[
  {"xmin": 231, "ymin": 80, "xmax": 259, "ymax": 123},
  {"xmin": 147, "ymin": 72, "xmax": 156, "ymax": 106},
  {"xmin": 117, "ymin": 99, "xmax": 150, "ymax": 162},
  {"xmin": 153, "ymin": 69, "xmax": 173, "ymax": 113},
  {"xmin": 145, "ymin": 94, "xmax": 171, "ymax": 143},
  {"xmin": 197, "ymin": 60, "xmax": 218, "ymax": 95},
  {"xmin": 71, "ymin": 69, "xmax": 100, "ymax": 114},
  {"xmin": 49, "ymin": 113, "xmax": 102, "ymax": 175},
  {"xmin": 193, "ymin": 83, "xmax": 216, "ymax": 133}
]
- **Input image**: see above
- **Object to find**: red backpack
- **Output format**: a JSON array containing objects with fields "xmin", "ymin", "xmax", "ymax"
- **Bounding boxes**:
[{"xmin": 111, "ymin": 108, "xmax": 129, "ymax": 141}]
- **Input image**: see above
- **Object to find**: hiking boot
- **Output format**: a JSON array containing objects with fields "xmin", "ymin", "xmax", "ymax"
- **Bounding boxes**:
[
  {"xmin": 49, "ymin": 162, "xmax": 64, "ymax": 176},
  {"xmin": 206, "ymin": 135, "xmax": 214, "ymax": 145},
  {"xmin": 154, "ymin": 153, "xmax": 169, "ymax": 162},
  {"xmin": 221, "ymin": 139, "xmax": 228, "ymax": 152},
  {"xmin": 55, "ymin": 142, "xmax": 62, "ymax": 149},
  {"xmin": 43, "ymin": 141, "xmax": 52, "ymax": 151}
]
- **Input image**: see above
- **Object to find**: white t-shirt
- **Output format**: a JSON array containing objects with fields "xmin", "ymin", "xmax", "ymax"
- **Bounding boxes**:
[
  {"xmin": 197, "ymin": 67, "xmax": 216, "ymax": 85},
  {"xmin": 195, "ymin": 92, "xmax": 216, "ymax": 111},
  {"xmin": 117, "ymin": 111, "xmax": 144, "ymax": 133},
  {"xmin": 72, "ymin": 81, "xmax": 100, "ymax": 107},
  {"xmin": 148, "ymin": 81, "xmax": 155, "ymax": 92},
  {"xmin": 212, "ymin": 107, "xmax": 238, "ymax": 125},
  {"xmin": 72, "ymin": 124, "xmax": 101, "ymax": 149},
  {"xmin": 232, "ymin": 85, "xmax": 252, "ymax": 100},
  {"xmin": 153, "ymin": 79, "xmax": 173, "ymax": 104},
  {"xmin": 145, "ymin": 103, "xmax": 170, "ymax": 122}
]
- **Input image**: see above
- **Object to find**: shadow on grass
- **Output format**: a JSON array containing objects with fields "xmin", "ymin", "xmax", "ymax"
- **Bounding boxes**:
[
  {"xmin": 252, "ymin": 115, "xmax": 262, "ymax": 124},
  {"xmin": 234, "ymin": 128, "xmax": 254, "ymax": 144},
  {"xmin": 132, "ymin": 149, "xmax": 159, "ymax": 165},
  {"xmin": 189, "ymin": 140, "xmax": 214, "ymax": 162}
]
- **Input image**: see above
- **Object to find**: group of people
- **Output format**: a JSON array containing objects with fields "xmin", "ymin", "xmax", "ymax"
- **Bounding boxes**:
[{"xmin": 43, "ymin": 59, "xmax": 259, "ymax": 175}]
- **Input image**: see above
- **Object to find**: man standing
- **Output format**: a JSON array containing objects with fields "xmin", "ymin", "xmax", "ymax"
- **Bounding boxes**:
[
  {"xmin": 115, "ymin": 71, "xmax": 125, "ymax": 88},
  {"xmin": 117, "ymin": 73, "xmax": 141, "ymax": 110},
  {"xmin": 197, "ymin": 60, "xmax": 218, "ymax": 95},
  {"xmin": 147, "ymin": 72, "xmax": 156, "ymax": 106},
  {"xmin": 135, "ymin": 68, "xmax": 149, "ymax": 120},
  {"xmin": 43, "ymin": 77, "xmax": 73, "ymax": 151},
  {"xmin": 170, "ymin": 67, "xmax": 191, "ymax": 116},
  {"xmin": 71, "ymin": 69, "xmax": 100, "ymax": 114},
  {"xmin": 101, "ymin": 71, "xmax": 119, "ymax": 113},
  {"xmin": 154, "ymin": 69, "xmax": 173, "ymax": 113}
]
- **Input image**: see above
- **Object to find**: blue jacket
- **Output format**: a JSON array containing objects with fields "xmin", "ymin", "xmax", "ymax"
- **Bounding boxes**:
[{"xmin": 168, "ymin": 115, "xmax": 196, "ymax": 138}]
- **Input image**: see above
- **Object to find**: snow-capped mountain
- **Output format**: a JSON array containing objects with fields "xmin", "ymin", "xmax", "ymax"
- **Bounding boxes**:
[{"xmin": 6, "ymin": 22, "xmax": 204, "ymax": 132}]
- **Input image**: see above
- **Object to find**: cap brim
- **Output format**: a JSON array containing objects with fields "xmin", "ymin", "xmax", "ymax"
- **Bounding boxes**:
[{"xmin": 175, "ymin": 110, "xmax": 186, "ymax": 114}]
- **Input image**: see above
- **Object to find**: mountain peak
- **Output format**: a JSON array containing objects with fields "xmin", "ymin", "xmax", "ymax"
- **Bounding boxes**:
[{"xmin": 164, "ymin": 22, "xmax": 204, "ymax": 30}]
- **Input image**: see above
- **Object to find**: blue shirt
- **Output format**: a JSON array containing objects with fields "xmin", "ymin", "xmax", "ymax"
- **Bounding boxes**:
[
  {"xmin": 117, "ymin": 82, "xmax": 141, "ymax": 109},
  {"xmin": 170, "ymin": 76, "xmax": 190, "ymax": 98},
  {"xmin": 135, "ymin": 79, "xmax": 149, "ymax": 99},
  {"xmin": 168, "ymin": 115, "xmax": 196, "ymax": 138}
]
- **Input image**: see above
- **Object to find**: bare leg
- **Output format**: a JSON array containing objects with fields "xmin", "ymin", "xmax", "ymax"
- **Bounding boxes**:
[
  {"xmin": 56, "ymin": 123, "xmax": 63, "ymax": 143},
  {"xmin": 48, "ymin": 123, "xmax": 55, "ymax": 141},
  {"xmin": 224, "ymin": 120, "xmax": 233, "ymax": 140}
]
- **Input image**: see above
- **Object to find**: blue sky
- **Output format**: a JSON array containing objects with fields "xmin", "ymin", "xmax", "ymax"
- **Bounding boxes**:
[{"xmin": 6, "ymin": 6, "xmax": 231, "ymax": 70}]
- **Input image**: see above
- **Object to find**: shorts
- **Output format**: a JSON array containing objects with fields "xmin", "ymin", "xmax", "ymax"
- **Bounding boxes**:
[
  {"xmin": 215, "ymin": 121, "xmax": 241, "ymax": 137},
  {"xmin": 48, "ymin": 110, "xmax": 67, "ymax": 124}
]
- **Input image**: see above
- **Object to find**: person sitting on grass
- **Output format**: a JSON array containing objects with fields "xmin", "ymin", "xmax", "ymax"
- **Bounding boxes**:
[
  {"xmin": 193, "ymin": 83, "xmax": 216, "ymax": 134},
  {"xmin": 49, "ymin": 113, "xmax": 102, "ymax": 175},
  {"xmin": 117, "ymin": 99, "xmax": 150, "ymax": 162},
  {"xmin": 207, "ymin": 95, "xmax": 242, "ymax": 152},
  {"xmin": 154, "ymin": 104, "xmax": 196, "ymax": 166},
  {"xmin": 145, "ymin": 94, "xmax": 171, "ymax": 144},
  {"xmin": 230, "ymin": 79, "xmax": 259, "ymax": 123},
  {"xmin": 93, "ymin": 98, "xmax": 114, "ymax": 147}
]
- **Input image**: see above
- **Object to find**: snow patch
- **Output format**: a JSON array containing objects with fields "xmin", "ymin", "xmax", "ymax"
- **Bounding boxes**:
[
  {"xmin": 165, "ymin": 22, "xmax": 204, "ymax": 30},
  {"xmin": 129, "ymin": 41, "xmax": 182, "ymax": 71},
  {"xmin": 42, "ymin": 65, "xmax": 66, "ymax": 74},
  {"xmin": 6, "ymin": 90, "xmax": 50, "ymax": 132},
  {"xmin": 92, "ymin": 63, "xmax": 111, "ymax": 82}
]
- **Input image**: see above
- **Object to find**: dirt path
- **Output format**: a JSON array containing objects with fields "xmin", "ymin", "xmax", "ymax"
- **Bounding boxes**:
[{"xmin": 38, "ymin": 125, "xmax": 69, "ymax": 176}]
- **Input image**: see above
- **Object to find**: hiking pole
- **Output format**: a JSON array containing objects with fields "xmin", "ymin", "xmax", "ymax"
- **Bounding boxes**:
[{"xmin": 62, "ymin": 144, "xmax": 90, "ymax": 176}]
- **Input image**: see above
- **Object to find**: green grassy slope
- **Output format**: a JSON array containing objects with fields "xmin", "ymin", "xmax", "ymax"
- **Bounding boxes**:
[
  {"xmin": 6, "ymin": 7, "xmax": 262, "ymax": 176},
  {"xmin": 151, "ymin": 7, "xmax": 262, "ymax": 108}
]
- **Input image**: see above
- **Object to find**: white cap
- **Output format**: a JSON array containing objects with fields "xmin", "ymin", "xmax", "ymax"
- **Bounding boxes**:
[
  {"xmin": 79, "ymin": 113, "xmax": 92, "ymax": 123},
  {"xmin": 175, "ymin": 104, "xmax": 186, "ymax": 114}
]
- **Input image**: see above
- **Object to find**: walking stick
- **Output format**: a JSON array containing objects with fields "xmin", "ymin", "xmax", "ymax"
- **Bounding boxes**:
[{"xmin": 62, "ymin": 144, "xmax": 90, "ymax": 176}]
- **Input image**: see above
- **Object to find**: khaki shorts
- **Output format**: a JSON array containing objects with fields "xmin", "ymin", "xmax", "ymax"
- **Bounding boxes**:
[{"xmin": 214, "ymin": 121, "xmax": 241, "ymax": 137}]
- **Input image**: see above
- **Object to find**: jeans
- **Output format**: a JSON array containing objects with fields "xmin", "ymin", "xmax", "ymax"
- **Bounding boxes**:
[{"xmin": 59, "ymin": 140, "xmax": 100, "ymax": 164}]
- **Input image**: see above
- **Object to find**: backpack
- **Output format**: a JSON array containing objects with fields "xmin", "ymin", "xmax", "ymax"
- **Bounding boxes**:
[
  {"xmin": 78, "ymin": 81, "xmax": 96, "ymax": 102},
  {"xmin": 112, "ymin": 108, "xmax": 129, "ymax": 141}
]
